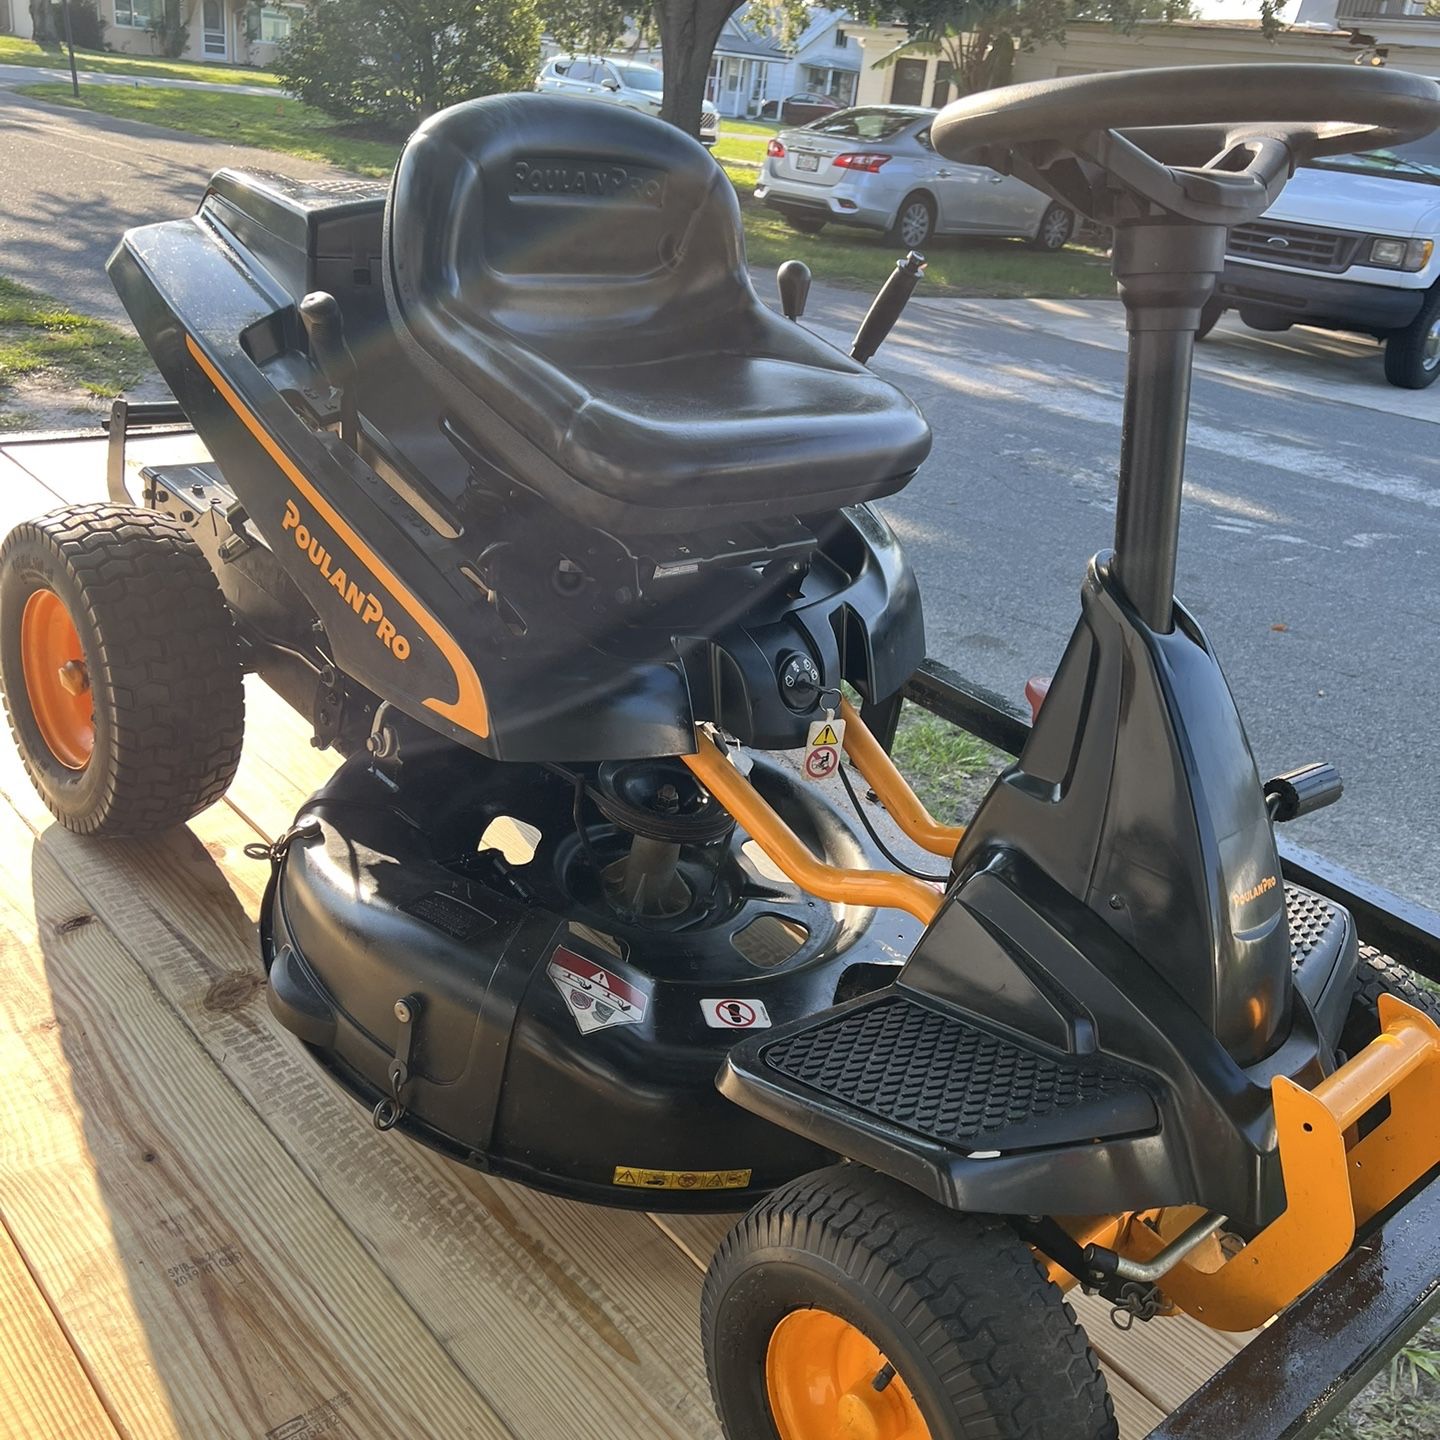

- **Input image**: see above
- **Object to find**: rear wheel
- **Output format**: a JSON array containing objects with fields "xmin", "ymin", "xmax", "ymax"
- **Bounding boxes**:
[
  {"xmin": 1195, "ymin": 297, "xmax": 1225, "ymax": 341},
  {"xmin": 0, "ymin": 504, "xmax": 245, "ymax": 836},
  {"xmin": 702, "ymin": 1164, "xmax": 1117, "ymax": 1440},
  {"xmin": 1340, "ymin": 946, "xmax": 1440, "ymax": 1135},
  {"xmin": 888, "ymin": 193, "xmax": 936, "ymax": 251},
  {"xmin": 783, "ymin": 213, "xmax": 828, "ymax": 236},
  {"xmin": 1030, "ymin": 203, "xmax": 1075, "ymax": 252},
  {"xmin": 1383, "ymin": 287, "xmax": 1440, "ymax": 389}
]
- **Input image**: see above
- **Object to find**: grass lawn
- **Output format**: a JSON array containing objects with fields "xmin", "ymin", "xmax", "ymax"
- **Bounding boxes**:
[
  {"xmin": 20, "ymin": 82, "xmax": 397, "ymax": 176},
  {"xmin": 0, "ymin": 34, "xmax": 280, "ymax": 86},
  {"xmin": 0, "ymin": 276, "xmax": 149, "ymax": 406},
  {"xmin": 890, "ymin": 703, "xmax": 1007, "ymax": 824}
]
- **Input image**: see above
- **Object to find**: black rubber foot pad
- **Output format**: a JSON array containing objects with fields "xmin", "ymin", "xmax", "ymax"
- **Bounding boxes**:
[
  {"xmin": 760, "ymin": 993, "xmax": 1156, "ymax": 1153},
  {"xmin": 1288, "ymin": 884, "xmax": 1345, "ymax": 967}
]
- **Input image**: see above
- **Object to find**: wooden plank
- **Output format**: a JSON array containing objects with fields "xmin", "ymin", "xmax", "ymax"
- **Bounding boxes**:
[
  {"xmin": 1070, "ymin": 1292, "xmax": 1251, "ymax": 1418},
  {"xmin": 0, "ymin": 1218, "xmax": 119, "ymax": 1440},
  {"xmin": 0, "ymin": 741, "xmax": 722, "ymax": 1439},
  {"xmin": 0, "ymin": 788, "xmax": 513, "ymax": 1440}
]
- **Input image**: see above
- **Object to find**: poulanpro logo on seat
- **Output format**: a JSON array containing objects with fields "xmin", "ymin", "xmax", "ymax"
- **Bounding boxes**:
[{"xmin": 510, "ymin": 158, "xmax": 666, "ymax": 206}]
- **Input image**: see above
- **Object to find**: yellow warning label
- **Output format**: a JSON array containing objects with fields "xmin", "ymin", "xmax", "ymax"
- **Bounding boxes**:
[
  {"xmin": 811, "ymin": 722, "xmax": 840, "ymax": 747},
  {"xmin": 611, "ymin": 1166, "xmax": 754, "ymax": 1192}
]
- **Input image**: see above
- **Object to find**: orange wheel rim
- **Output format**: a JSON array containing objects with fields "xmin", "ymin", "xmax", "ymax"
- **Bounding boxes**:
[
  {"xmin": 765, "ymin": 1309, "xmax": 932, "ymax": 1440},
  {"xmin": 19, "ymin": 588, "xmax": 94, "ymax": 770}
]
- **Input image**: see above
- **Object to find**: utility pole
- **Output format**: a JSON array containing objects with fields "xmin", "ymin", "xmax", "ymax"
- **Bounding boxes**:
[{"xmin": 59, "ymin": 0, "xmax": 80, "ymax": 98}]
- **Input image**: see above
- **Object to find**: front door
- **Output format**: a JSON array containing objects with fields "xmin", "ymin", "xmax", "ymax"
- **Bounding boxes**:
[
  {"xmin": 202, "ymin": 0, "xmax": 226, "ymax": 58},
  {"xmin": 889, "ymin": 58, "xmax": 926, "ymax": 107}
]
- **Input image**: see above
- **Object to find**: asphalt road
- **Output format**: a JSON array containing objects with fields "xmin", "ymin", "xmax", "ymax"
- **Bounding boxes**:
[
  {"xmin": 1, "ymin": 85, "xmax": 1435, "ymax": 907},
  {"xmin": 0, "ymin": 84, "xmax": 338, "ymax": 323}
]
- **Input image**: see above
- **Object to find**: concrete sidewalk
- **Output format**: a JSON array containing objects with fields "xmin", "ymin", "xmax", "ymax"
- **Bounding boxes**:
[{"xmin": 0, "ymin": 60, "xmax": 277, "ymax": 96}]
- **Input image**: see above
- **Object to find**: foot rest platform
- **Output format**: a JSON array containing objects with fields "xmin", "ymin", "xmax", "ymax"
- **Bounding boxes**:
[{"xmin": 725, "ymin": 990, "xmax": 1158, "ymax": 1157}]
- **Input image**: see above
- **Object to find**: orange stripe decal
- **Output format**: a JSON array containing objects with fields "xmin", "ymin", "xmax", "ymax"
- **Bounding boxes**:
[{"xmin": 185, "ymin": 334, "xmax": 489, "ymax": 738}]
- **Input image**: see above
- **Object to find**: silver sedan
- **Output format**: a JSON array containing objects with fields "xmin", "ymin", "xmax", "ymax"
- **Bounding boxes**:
[{"xmin": 754, "ymin": 105, "xmax": 1075, "ymax": 251}]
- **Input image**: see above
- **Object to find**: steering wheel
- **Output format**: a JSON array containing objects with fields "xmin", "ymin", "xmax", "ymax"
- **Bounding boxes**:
[{"xmin": 931, "ymin": 65, "xmax": 1440, "ymax": 228}]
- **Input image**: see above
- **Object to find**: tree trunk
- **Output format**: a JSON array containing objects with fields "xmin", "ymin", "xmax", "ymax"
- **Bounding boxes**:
[
  {"xmin": 654, "ymin": 0, "xmax": 738, "ymax": 138},
  {"xmin": 30, "ymin": 0, "xmax": 58, "ymax": 43}
]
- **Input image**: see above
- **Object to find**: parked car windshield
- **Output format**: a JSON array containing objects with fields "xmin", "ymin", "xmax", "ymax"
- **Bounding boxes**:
[
  {"xmin": 1306, "ymin": 130, "xmax": 1440, "ymax": 185},
  {"xmin": 802, "ymin": 107, "xmax": 931, "ymax": 141},
  {"xmin": 614, "ymin": 64, "xmax": 664, "ymax": 93}
]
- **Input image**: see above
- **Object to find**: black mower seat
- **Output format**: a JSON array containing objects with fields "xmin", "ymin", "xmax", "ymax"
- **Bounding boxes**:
[{"xmin": 384, "ymin": 94, "xmax": 932, "ymax": 534}]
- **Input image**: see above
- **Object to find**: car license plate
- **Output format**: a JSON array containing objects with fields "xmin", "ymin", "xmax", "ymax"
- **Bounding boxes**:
[{"xmin": 795, "ymin": 153, "xmax": 819, "ymax": 172}]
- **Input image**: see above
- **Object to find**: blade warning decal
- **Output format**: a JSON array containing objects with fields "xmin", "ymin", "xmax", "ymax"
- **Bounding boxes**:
[{"xmin": 547, "ymin": 945, "xmax": 649, "ymax": 1035}]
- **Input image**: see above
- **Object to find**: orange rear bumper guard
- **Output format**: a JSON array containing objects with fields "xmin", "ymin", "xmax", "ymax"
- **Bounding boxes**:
[
  {"xmin": 1122, "ymin": 994, "xmax": 1440, "ymax": 1332},
  {"xmin": 682, "ymin": 730, "xmax": 943, "ymax": 925}
]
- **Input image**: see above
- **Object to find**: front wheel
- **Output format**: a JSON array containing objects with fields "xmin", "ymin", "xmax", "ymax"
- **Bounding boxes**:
[
  {"xmin": 1030, "ymin": 203, "xmax": 1075, "ymax": 252},
  {"xmin": 887, "ymin": 193, "xmax": 936, "ymax": 251},
  {"xmin": 1383, "ymin": 288, "xmax": 1440, "ymax": 389},
  {"xmin": 702, "ymin": 1164, "xmax": 1117, "ymax": 1440},
  {"xmin": 1195, "ymin": 297, "xmax": 1225, "ymax": 341},
  {"xmin": 783, "ymin": 212, "xmax": 828, "ymax": 236}
]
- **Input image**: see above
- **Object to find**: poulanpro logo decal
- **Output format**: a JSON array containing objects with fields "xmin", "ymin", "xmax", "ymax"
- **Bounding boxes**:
[
  {"xmin": 1232, "ymin": 873, "xmax": 1278, "ymax": 909},
  {"xmin": 282, "ymin": 499, "xmax": 411, "ymax": 660},
  {"xmin": 510, "ymin": 158, "xmax": 666, "ymax": 206}
]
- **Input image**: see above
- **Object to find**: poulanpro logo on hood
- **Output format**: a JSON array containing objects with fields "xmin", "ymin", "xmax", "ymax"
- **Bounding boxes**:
[{"xmin": 510, "ymin": 158, "xmax": 666, "ymax": 206}]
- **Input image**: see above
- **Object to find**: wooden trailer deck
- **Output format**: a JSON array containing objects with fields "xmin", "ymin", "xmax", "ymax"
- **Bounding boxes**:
[{"xmin": 0, "ymin": 430, "xmax": 1257, "ymax": 1440}]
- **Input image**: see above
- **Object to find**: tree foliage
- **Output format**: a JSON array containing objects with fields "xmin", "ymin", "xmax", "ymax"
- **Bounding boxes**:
[{"xmin": 277, "ymin": 0, "xmax": 542, "ymax": 129}]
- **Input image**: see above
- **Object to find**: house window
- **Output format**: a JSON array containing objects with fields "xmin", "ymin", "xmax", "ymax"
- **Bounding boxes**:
[
  {"xmin": 113, "ymin": 0, "xmax": 162, "ymax": 28},
  {"xmin": 259, "ymin": 5, "xmax": 298, "ymax": 41},
  {"xmin": 835, "ymin": 28, "xmax": 848, "ymax": 46}
]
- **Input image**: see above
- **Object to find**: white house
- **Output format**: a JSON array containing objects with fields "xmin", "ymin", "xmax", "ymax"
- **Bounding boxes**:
[
  {"xmin": 1, "ymin": 0, "xmax": 303, "ymax": 68},
  {"xmin": 705, "ymin": 10, "xmax": 790, "ymax": 117},
  {"xmin": 772, "ymin": 8, "xmax": 862, "ymax": 106},
  {"xmin": 850, "ymin": 11, "xmax": 1440, "ymax": 110}
]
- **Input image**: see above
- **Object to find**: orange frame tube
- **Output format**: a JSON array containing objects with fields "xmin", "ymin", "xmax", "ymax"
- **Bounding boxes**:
[
  {"xmin": 682, "ymin": 731, "xmax": 942, "ymax": 925},
  {"xmin": 838, "ymin": 697, "xmax": 966, "ymax": 858}
]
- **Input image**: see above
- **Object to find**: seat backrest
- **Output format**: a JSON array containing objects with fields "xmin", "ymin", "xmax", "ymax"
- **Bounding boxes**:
[{"xmin": 385, "ymin": 93, "xmax": 751, "ymax": 354}]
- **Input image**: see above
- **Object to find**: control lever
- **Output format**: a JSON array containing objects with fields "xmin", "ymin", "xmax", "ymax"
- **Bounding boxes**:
[
  {"xmin": 1265, "ymin": 763, "xmax": 1344, "ymax": 822},
  {"xmin": 298, "ymin": 291, "xmax": 360, "ymax": 449},
  {"xmin": 776, "ymin": 259, "xmax": 811, "ymax": 321},
  {"xmin": 851, "ymin": 251, "xmax": 926, "ymax": 364}
]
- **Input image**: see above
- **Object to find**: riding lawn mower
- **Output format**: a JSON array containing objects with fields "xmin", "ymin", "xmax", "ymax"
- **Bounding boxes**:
[{"xmin": 3, "ymin": 63, "xmax": 1440, "ymax": 1440}]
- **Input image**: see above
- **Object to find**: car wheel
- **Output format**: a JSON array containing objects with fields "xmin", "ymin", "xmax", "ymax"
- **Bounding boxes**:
[
  {"xmin": 1383, "ymin": 287, "xmax": 1440, "ymax": 390},
  {"xmin": 1195, "ymin": 297, "xmax": 1225, "ymax": 341},
  {"xmin": 1030, "ymin": 202, "xmax": 1075, "ymax": 252},
  {"xmin": 1237, "ymin": 308, "xmax": 1292, "ymax": 333},
  {"xmin": 887, "ymin": 193, "xmax": 935, "ymax": 251},
  {"xmin": 783, "ymin": 213, "xmax": 828, "ymax": 236}
]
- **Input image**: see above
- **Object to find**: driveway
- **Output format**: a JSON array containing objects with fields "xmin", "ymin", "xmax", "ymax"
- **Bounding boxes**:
[
  {"xmin": 1, "ymin": 86, "xmax": 1434, "ymax": 906},
  {"xmin": 0, "ymin": 86, "xmax": 339, "ymax": 322}
]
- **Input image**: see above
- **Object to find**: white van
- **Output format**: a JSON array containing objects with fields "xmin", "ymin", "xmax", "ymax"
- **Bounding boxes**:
[{"xmin": 1207, "ymin": 129, "xmax": 1440, "ymax": 388}]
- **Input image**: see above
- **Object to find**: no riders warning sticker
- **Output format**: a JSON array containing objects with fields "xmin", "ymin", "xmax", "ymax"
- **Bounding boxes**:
[{"xmin": 547, "ymin": 945, "xmax": 650, "ymax": 1035}]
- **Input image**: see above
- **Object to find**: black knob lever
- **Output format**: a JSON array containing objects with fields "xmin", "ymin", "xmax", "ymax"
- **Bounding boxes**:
[
  {"xmin": 851, "ymin": 251, "xmax": 926, "ymax": 364},
  {"xmin": 299, "ymin": 291, "xmax": 360, "ymax": 449},
  {"xmin": 776, "ymin": 260, "xmax": 811, "ymax": 321}
]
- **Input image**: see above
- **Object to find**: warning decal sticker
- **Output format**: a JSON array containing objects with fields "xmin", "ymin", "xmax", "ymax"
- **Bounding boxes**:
[
  {"xmin": 612, "ymin": 1166, "xmax": 753, "ymax": 1192},
  {"xmin": 547, "ymin": 945, "xmax": 650, "ymax": 1035},
  {"xmin": 700, "ymin": 998, "xmax": 772, "ymax": 1030}
]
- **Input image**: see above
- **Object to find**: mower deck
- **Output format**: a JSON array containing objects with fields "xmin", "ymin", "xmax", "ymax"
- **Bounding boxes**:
[{"xmin": 0, "ymin": 426, "xmax": 1436, "ymax": 1440}]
